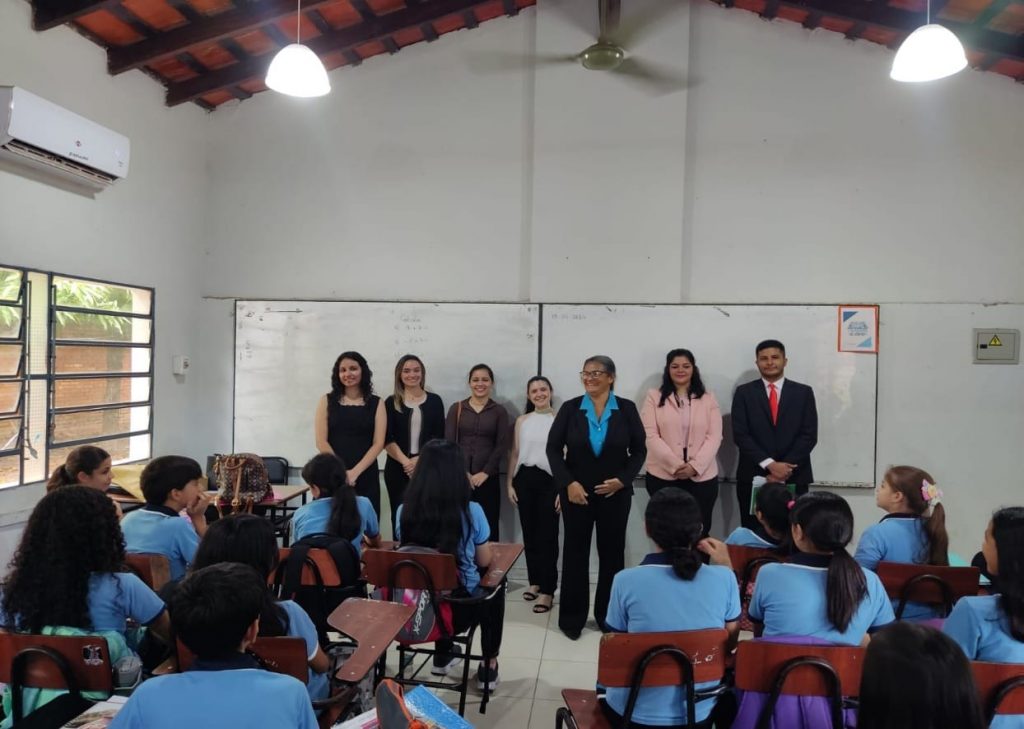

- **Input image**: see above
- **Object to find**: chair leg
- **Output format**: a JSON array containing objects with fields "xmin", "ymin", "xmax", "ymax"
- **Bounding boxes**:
[
  {"xmin": 555, "ymin": 706, "xmax": 576, "ymax": 729},
  {"xmin": 458, "ymin": 641, "xmax": 471, "ymax": 716}
]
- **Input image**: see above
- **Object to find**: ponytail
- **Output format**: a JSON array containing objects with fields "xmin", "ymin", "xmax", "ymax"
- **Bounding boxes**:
[
  {"xmin": 991, "ymin": 507, "xmax": 1024, "ymax": 641},
  {"xmin": 924, "ymin": 502, "xmax": 949, "ymax": 566},
  {"xmin": 884, "ymin": 466, "xmax": 949, "ymax": 566},
  {"xmin": 826, "ymin": 548, "xmax": 868, "ymax": 633},
  {"xmin": 46, "ymin": 445, "xmax": 110, "ymax": 492},
  {"xmin": 301, "ymin": 453, "xmax": 361, "ymax": 541},
  {"xmin": 644, "ymin": 487, "xmax": 704, "ymax": 581},
  {"xmin": 46, "ymin": 464, "xmax": 74, "ymax": 492},
  {"xmin": 668, "ymin": 545, "xmax": 703, "ymax": 581}
]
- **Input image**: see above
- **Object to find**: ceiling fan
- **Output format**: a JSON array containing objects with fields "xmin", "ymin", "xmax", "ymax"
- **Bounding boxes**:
[{"xmin": 472, "ymin": 0, "xmax": 689, "ymax": 93}]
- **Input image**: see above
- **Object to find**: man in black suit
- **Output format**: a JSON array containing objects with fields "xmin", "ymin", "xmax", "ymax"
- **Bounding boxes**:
[{"xmin": 731, "ymin": 339, "xmax": 818, "ymax": 529}]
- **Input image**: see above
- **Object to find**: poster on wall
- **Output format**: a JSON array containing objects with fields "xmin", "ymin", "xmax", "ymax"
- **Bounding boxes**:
[{"xmin": 838, "ymin": 305, "xmax": 879, "ymax": 353}]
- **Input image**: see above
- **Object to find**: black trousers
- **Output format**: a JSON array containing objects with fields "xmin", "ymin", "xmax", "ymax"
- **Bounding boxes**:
[
  {"xmin": 436, "ymin": 581, "xmax": 506, "ymax": 659},
  {"xmin": 354, "ymin": 466, "xmax": 381, "ymax": 520},
  {"xmin": 383, "ymin": 458, "xmax": 410, "ymax": 537},
  {"xmin": 736, "ymin": 479, "xmax": 809, "ymax": 530},
  {"xmin": 645, "ymin": 474, "xmax": 719, "ymax": 538},
  {"xmin": 472, "ymin": 475, "xmax": 500, "ymax": 542},
  {"xmin": 513, "ymin": 466, "xmax": 559, "ymax": 595},
  {"xmin": 559, "ymin": 487, "xmax": 631, "ymax": 634}
]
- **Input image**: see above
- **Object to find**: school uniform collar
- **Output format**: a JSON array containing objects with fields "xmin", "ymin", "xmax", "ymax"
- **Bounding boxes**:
[
  {"xmin": 752, "ymin": 528, "xmax": 781, "ymax": 547},
  {"xmin": 189, "ymin": 653, "xmax": 261, "ymax": 672},
  {"xmin": 880, "ymin": 512, "xmax": 920, "ymax": 522},
  {"xmin": 142, "ymin": 504, "xmax": 181, "ymax": 518},
  {"xmin": 640, "ymin": 552, "xmax": 672, "ymax": 566},
  {"xmin": 789, "ymin": 552, "xmax": 832, "ymax": 568}
]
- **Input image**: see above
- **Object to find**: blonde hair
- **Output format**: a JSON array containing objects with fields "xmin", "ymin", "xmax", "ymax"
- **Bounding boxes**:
[{"xmin": 393, "ymin": 355, "xmax": 426, "ymax": 412}]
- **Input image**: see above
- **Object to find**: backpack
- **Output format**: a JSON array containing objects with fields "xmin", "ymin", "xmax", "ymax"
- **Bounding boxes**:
[
  {"xmin": 212, "ymin": 453, "xmax": 271, "ymax": 514},
  {"xmin": 370, "ymin": 546, "xmax": 454, "ymax": 644},
  {"xmin": 274, "ymin": 533, "xmax": 365, "ymax": 645}
]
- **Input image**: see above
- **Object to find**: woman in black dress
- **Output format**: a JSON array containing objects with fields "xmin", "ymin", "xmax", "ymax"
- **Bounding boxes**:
[{"xmin": 315, "ymin": 351, "xmax": 387, "ymax": 518}]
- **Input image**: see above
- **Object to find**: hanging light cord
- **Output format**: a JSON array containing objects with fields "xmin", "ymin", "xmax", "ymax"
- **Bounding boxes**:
[
  {"xmin": 296, "ymin": 0, "xmax": 301, "ymax": 43},
  {"xmin": 926, "ymin": 0, "xmax": 930, "ymax": 25}
]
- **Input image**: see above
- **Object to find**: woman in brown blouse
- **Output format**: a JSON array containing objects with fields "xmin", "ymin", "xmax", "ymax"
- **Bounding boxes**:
[{"xmin": 444, "ymin": 364, "xmax": 512, "ymax": 541}]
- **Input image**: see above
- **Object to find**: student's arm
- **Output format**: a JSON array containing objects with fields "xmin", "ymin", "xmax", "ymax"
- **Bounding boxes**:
[
  {"xmin": 314, "ymin": 395, "xmax": 334, "ymax": 455},
  {"xmin": 348, "ymin": 399, "xmax": 387, "ymax": 480},
  {"xmin": 942, "ymin": 599, "xmax": 981, "ymax": 658},
  {"xmin": 147, "ymin": 610, "xmax": 171, "ymax": 642},
  {"xmin": 124, "ymin": 573, "xmax": 171, "ymax": 642},
  {"xmin": 471, "ymin": 504, "xmax": 493, "ymax": 569},
  {"xmin": 640, "ymin": 390, "xmax": 686, "ymax": 475},
  {"xmin": 362, "ymin": 500, "xmax": 381, "ymax": 548},
  {"xmin": 604, "ymin": 574, "xmax": 627, "ymax": 632},
  {"xmin": 691, "ymin": 392, "xmax": 724, "ymax": 478},
  {"xmin": 781, "ymin": 387, "xmax": 818, "ymax": 465},
  {"xmin": 723, "ymin": 576, "xmax": 742, "ymax": 651},
  {"xmin": 475, "ymin": 542, "xmax": 494, "ymax": 569},
  {"xmin": 309, "ymin": 645, "xmax": 330, "ymax": 674},
  {"xmin": 724, "ymin": 620, "xmax": 741, "ymax": 651},
  {"xmin": 186, "ymin": 492, "xmax": 215, "ymax": 538},
  {"xmin": 506, "ymin": 415, "xmax": 523, "ymax": 504},
  {"xmin": 852, "ymin": 526, "xmax": 883, "ymax": 570},
  {"xmin": 731, "ymin": 387, "xmax": 771, "ymax": 464},
  {"xmin": 614, "ymin": 401, "xmax": 647, "ymax": 487}
]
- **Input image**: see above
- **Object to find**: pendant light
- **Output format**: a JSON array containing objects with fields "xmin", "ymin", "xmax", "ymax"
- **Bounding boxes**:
[
  {"xmin": 890, "ymin": 0, "xmax": 967, "ymax": 83},
  {"xmin": 265, "ymin": 0, "xmax": 331, "ymax": 97}
]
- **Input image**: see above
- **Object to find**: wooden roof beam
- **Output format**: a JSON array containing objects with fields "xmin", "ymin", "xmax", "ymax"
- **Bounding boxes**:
[
  {"xmin": 164, "ymin": 0, "xmax": 493, "ymax": 107},
  {"xmin": 33, "ymin": 0, "xmax": 118, "ymax": 31}
]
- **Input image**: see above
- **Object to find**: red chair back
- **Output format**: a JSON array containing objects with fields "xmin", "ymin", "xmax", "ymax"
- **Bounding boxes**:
[
  {"xmin": 361, "ymin": 548, "xmax": 460, "ymax": 591},
  {"xmin": 175, "ymin": 636, "xmax": 308, "ymax": 682},
  {"xmin": 972, "ymin": 661, "xmax": 1024, "ymax": 720},
  {"xmin": 0, "ymin": 632, "xmax": 114, "ymax": 693},
  {"xmin": 123, "ymin": 553, "xmax": 172, "ymax": 592},
  {"xmin": 735, "ymin": 640, "xmax": 865, "ymax": 697},
  {"xmin": 876, "ymin": 562, "xmax": 980, "ymax": 618},
  {"xmin": 596, "ymin": 629, "xmax": 729, "ymax": 688}
]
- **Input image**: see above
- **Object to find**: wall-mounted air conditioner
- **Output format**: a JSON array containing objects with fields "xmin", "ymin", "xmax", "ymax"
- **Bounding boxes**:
[{"xmin": 0, "ymin": 86, "xmax": 130, "ymax": 192}]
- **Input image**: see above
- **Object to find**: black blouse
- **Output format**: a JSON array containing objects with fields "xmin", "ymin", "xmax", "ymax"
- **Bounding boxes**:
[{"xmin": 384, "ymin": 392, "xmax": 446, "ymax": 459}]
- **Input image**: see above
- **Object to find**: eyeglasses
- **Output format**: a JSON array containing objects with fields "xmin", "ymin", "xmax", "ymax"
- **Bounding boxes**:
[{"xmin": 579, "ymin": 370, "xmax": 608, "ymax": 380}]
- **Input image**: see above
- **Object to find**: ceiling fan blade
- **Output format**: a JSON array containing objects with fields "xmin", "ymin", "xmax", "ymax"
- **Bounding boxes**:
[
  {"xmin": 608, "ymin": 0, "xmax": 687, "ymax": 49},
  {"xmin": 612, "ymin": 56, "xmax": 689, "ymax": 94},
  {"xmin": 464, "ymin": 51, "xmax": 579, "ymax": 74}
]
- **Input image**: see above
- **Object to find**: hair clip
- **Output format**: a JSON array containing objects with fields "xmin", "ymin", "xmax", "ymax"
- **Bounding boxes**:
[
  {"xmin": 787, "ymin": 500, "xmax": 796, "ymax": 510},
  {"xmin": 920, "ymin": 480, "xmax": 943, "ymax": 505}
]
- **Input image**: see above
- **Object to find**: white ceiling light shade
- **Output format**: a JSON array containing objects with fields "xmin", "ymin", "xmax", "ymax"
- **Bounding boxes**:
[
  {"xmin": 891, "ymin": 21, "xmax": 967, "ymax": 82},
  {"xmin": 265, "ymin": 0, "xmax": 331, "ymax": 97}
]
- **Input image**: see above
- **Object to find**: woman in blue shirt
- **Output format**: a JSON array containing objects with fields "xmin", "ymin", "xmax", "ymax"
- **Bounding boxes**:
[
  {"xmin": 749, "ymin": 492, "xmax": 894, "ymax": 645},
  {"xmin": 396, "ymin": 439, "xmax": 503, "ymax": 692},
  {"xmin": 945, "ymin": 507, "xmax": 1024, "ymax": 729},
  {"xmin": 190, "ymin": 514, "xmax": 330, "ymax": 702},
  {"xmin": 293, "ymin": 453, "xmax": 380, "ymax": 555},
  {"xmin": 603, "ymin": 487, "xmax": 740, "ymax": 728},
  {"xmin": 855, "ymin": 465, "xmax": 949, "ymax": 620}
]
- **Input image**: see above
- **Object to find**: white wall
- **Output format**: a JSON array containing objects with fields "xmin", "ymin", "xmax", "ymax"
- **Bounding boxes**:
[{"xmin": 0, "ymin": 0, "xmax": 210, "ymax": 556}]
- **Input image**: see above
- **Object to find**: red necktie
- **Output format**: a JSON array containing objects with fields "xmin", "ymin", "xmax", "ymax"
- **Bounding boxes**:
[{"xmin": 769, "ymin": 383, "xmax": 779, "ymax": 425}]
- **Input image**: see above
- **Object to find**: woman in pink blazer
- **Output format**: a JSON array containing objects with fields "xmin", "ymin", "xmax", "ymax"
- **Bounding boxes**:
[{"xmin": 640, "ymin": 348, "xmax": 723, "ymax": 536}]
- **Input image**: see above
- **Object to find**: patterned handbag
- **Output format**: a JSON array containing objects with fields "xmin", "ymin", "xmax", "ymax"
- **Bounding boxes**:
[{"xmin": 212, "ymin": 453, "xmax": 271, "ymax": 515}]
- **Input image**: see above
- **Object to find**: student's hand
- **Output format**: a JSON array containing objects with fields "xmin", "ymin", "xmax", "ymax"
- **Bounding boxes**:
[
  {"xmin": 187, "ymin": 491, "xmax": 215, "ymax": 520},
  {"xmin": 554, "ymin": 495, "xmax": 561, "ymax": 514},
  {"xmin": 594, "ymin": 478, "xmax": 624, "ymax": 498},
  {"xmin": 567, "ymin": 482, "xmax": 588, "ymax": 505},
  {"xmin": 470, "ymin": 472, "xmax": 488, "ymax": 488},
  {"xmin": 674, "ymin": 463, "xmax": 697, "ymax": 480},
  {"xmin": 766, "ymin": 461, "xmax": 793, "ymax": 481},
  {"xmin": 403, "ymin": 457, "xmax": 418, "ymax": 476},
  {"xmin": 697, "ymin": 537, "xmax": 733, "ymax": 568},
  {"xmin": 109, "ymin": 496, "xmax": 123, "ymax": 520},
  {"xmin": 507, "ymin": 483, "xmax": 518, "ymax": 505},
  {"xmin": 345, "ymin": 469, "xmax": 358, "ymax": 487}
]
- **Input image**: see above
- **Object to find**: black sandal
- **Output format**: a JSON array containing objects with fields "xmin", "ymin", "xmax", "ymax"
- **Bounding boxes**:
[
  {"xmin": 533, "ymin": 595, "xmax": 553, "ymax": 613},
  {"xmin": 522, "ymin": 586, "xmax": 540, "ymax": 602}
]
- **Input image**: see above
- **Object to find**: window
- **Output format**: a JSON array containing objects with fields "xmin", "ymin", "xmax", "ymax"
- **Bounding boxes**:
[{"xmin": 0, "ymin": 265, "xmax": 154, "ymax": 489}]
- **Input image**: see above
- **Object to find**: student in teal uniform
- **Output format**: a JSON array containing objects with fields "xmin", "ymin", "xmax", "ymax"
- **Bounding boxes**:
[
  {"xmin": 855, "ymin": 465, "xmax": 949, "ymax": 620},
  {"xmin": 292, "ymin": 453, "xmax": 381, "ymax": 555},
  {"xmin": 189, "ymin": 514, "xmax": 330, "ymax": 701},
  {"xmin": 749, "ymin": 492, "xmax": 894, "ymax": 644},
  {"xmin": 725, "ymin": 482, "xmax": 793, "ymax": 550},
  {"xmin": 120, "ymin": 456, "xmax": 214, "ymax": 581},
  {"xmin": 601, "ymin": 487, "xmax": 740, "ymax": 728},
  {"xmin": 110, "ymin": 563, "xmax": 318, "ymax": 729},
  {"xmin": 944, "ymin": 507, "xmax": 1024, "ymax": 729}
]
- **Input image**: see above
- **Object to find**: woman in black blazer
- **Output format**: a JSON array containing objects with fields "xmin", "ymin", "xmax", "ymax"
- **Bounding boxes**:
[
  {"xmin": 546, "ymin": 355, "xmax": 646, "ymax": 640},
  {"xmin": 383, "ymin": 355, "xmax": 445, "ymax": 535}
]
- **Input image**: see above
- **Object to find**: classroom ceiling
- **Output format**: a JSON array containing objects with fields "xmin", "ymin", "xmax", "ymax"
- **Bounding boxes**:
[{"xmin": 27, "ymin": 0, "xmax": 1024, "ymax": 110}]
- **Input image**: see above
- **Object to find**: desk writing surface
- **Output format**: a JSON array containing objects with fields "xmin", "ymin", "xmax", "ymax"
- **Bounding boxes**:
[
  {"xmin": 108, "ymin": 484, "xmax": 303, "ymax": 506},
  {"xmin": 327, "ymin": 598, "xmax": 414, "ymax": 683}
]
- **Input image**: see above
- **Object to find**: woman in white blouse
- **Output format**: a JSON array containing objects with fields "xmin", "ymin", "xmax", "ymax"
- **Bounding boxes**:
[
  {"xmin": 507, "ymin": 376, "xmax": 558, "ymax": 613},
  {"xmin": 640, "ymin": 349, "xmax": 723, "ymax": 536}
]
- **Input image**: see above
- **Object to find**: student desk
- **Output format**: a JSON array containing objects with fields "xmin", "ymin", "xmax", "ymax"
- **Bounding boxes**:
[
  {"xmin": 328, "ymin": 598, "xmax": 415, "ymax": 686},
  {"xmin": 372, "ymin": 541, "xmax": 524, "ymax": 589}
]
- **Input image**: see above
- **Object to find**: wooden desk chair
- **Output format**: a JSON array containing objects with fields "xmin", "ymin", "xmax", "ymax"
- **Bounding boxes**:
[
  {"xmin": 361, "ymin": 547, "xmax": 501, "ymax": 716},
  {"xmin": 876, "ymin": 562, "xmax": 981, "ymax": 619},
  {"xmin": 273, "ymin": 545, "xmax": 366, "ymax": 647},
  {"xmin": 734, "ymin": 640, "xmax": 865, "ymax": 729},
  {"xmin": 972, "ymin": 661, "xmax": 1024, "ymax": 724},
  {"xmin": 556, "ymin": 629, "xmax": 731, "ymax": 729},
  {"xmin": 123, "ymin": 554, "xmax": 171, "ymax": 592},
  {"xmin": 0, "ymin": 632, "xmax": 115, "ymax": 727},
  {"xmin": 726, "ymin": 546, "xmax": 783, "ymax": 625}
]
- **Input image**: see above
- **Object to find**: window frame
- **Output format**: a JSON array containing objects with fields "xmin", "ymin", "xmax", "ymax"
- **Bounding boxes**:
[{"xmin": 0, "ymin": 271, "xmax": 27, "ymax": 486}]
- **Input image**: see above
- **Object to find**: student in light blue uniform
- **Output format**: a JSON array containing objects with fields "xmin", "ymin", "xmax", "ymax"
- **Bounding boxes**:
[
  {"xmin": 858, "ymin": 622, "xmax": 986, "ymax": 729},
  {"xmin": 945, "ymin": 507, "xmax": 1024, "ymax": 729},
  {"xmin": 189, "ymin": 514, "xmax": 330, "ymax": 701},
  {"xmin": 0, "ymin": 487, "xmax": 171, "ymax": 726},
  {"xmin": 854, "ymin": 465, "xmax": 950, "ymax": 621},
  {"xmin": 120, "ymin": 456, "xmax": 213, "ymax": 581},
  {"xmin": 750, "ymin": 492, "xmax": 894, "ymax": 645},
  {"xmin": 111, "ymin": 563, "xmax": 318, "ymax": 729},
  {"xmin": 600, "ymin": 488, "xmax": 740, "ymax": 728},
  {"xmin": 725, "ymin": 482, "xmax": 793, "ymax": 551},
  {"xmin": 293, "ymin": 453, "xmax": 380, "ymax": 554},
  {"xmin": 396, "ymin": 439, "xmax": 504, "ymax": 692}
]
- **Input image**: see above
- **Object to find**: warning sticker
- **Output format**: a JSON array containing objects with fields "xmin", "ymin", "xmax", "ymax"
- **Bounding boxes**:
[{"xmin": 989, "ymin": 335, "xmax": 1003, "ymax": 347}]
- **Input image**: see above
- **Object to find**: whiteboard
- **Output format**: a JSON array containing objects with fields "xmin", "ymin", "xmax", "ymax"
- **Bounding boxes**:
[
  {"xmin": 541, "ymin": 305, "xmax": 878, "ymax": 487},
  {"xmin": 234, "ymin": 301, "xmax": 540, "ymax": 465}
]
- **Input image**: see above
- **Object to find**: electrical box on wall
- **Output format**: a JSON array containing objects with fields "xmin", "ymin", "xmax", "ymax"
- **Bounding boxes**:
[
  {"xmin": 973, "ymin": 329, "xmax": 1020, "ymax": 364},
  {"xmin": 172, "ymin": 355, "xmax": 191, "ymax": 376}
]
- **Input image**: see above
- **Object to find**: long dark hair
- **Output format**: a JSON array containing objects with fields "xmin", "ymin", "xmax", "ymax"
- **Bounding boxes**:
[
  {"xmin": 858, "ymin": 622, "xmax": 985, "ymax": 729},
  {"xmin": 657, "ymin": 349, "xmax": 707, "ymax": 406},
  {"xmin": 300, "ymin": 453, "xmax": 361, "ymax": 541},
  {"xmin": 755, "ymin": 483, "xmax": 793, "ymax": 548},
  {"xmin": 190, "ymin": 514, "xmax": 288, "ymax": 637},
  {"xmin": 46, "ymin": 445, "xmax": 110, "ymax": 491},
  {"xmin": 524, "ymin": 376, "xmax": 553, "ymax": 414},
  {"xmin": 884, "ymin": 465, "xmax": 948, "ymax": 565},
  {"xmin": 393, "ymin": 354, "xmax": 426, "ymax": 412},
  {"xmin": 330, "ymin": 351, "xmax": 374, "ymax": 404},
  {"xmin": 992, "ymin": 507, "xmax": 1024, "ymax": 641},
  {"xmin": 645, "ymin": 487, "xmax": 703, "ymax": 580},
  {"xmin": 399, "ymin": 440, "xmax": 473, "ymax": 557},
  {"xmin": 1, "ymin": 487, "xmax": 124, "ymax": 632},
  {"xmin": 790, "ymin": 492, "xmax": 866, "ymax": 633}
]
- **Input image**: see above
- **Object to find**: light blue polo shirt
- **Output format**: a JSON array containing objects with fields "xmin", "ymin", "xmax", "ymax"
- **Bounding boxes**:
[
  {"xmin": 945, "ymin": 595, "xmax": 1024, "ymax": 729},
  {"xmin": 87, "ymin": 573, "xmax": 164, "ymax": 633},
  {"xmin": 120, "ymin": 505, "xmax": 199, "ymax": 581},
  {"xmin": 750, "ymin": 553, "xmax": 894, "ymax": 644},
  {"xmin": 725, "ymin": 527, "xmax": 781, "ymax": 549},
  {"xmin": 580, "ymin": 392, "xmax": 618, "ymax": 457},
  {"xmin": 109, "ymin": 654, "xmax": 318, "ymax": 729},
  {"xmin": 291, "ymin": 495, "xmax": 379, "ymax": 555},
  {"xmin": 395, "ymin": 502, "xmax": 489, "ymax": 593},
  {"xmin": 278, "ymin": 599, "xmax": 328, "ymax": 702},
  {"xmin": 603, "ymin": 553, "xmax": 740, "ymax": 725},
  {"xmin": 854, "ymin": 514, "xmax": 939, "ymax": 620}
]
